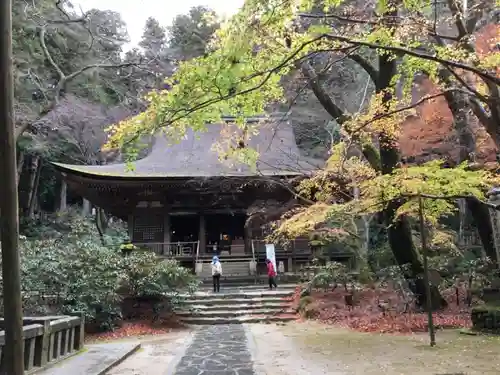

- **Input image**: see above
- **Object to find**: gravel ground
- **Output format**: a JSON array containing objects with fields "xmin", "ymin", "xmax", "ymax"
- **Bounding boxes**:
[
  {"xmin": 251, "ymin": 321, "xmax": 500, "ymax": 375},
  {"xmin": 245, "ymin": 323, "xmax": 347, "ymax": 375}
]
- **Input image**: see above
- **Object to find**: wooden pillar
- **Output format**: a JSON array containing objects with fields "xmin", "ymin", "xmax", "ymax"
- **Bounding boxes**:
[
  {"xmin": 163, "ymin": 213, "xmax": 171, "ymax": 255},
  {"xmin": 127, "ymin": 215, "xmax": 134, "ymax": 240},
  {"xmin": 59, "ymin": 179, "xmax": 67, "ymax": 211},
  {"xmin": 82, "ymin": 199, "xmax": 91, "ymax": 216},
  {"xmin": 244, "ymin": 223, "xmax": 252, "ymax": 256},
  {"xmin": 198, "ymin": 214, "xmax": 206, "ymax": 254}
]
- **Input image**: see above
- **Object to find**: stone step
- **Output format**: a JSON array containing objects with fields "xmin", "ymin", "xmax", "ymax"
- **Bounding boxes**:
[
  {"xmin": 198, "ymin": 262, "xmax": 252, "ymax": 277},
  {"xmin": 183, "ymin": 302, "xmax": 291, "ymax": 311},
  {"xmin": 180, "ymin": 297, "xmax": 291, "ymax": 306},
  {"xmin": 198, "ymin": 283, "xmax": 298, "ymax": 291},
  {"xmin": 177, "ymin": 308, "xmax": 294, "ymax": 318},
  {"xmin": 179, "ymin": 290, "xmax": 294, "ymax": 300},
  {"xmin": 179, "ymin": 314, "xmax": 297, "ymax": 325}
]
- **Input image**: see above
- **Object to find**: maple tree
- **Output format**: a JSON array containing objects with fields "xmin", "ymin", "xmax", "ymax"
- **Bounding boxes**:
[{"xmin": 104, "ymin": 0, "xmax": 499, "ymax": 309}]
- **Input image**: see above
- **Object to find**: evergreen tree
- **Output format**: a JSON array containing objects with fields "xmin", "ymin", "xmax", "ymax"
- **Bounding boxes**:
[{"xmin": 167, "ymin": 6, "xmax": 219, "ymax": 60}]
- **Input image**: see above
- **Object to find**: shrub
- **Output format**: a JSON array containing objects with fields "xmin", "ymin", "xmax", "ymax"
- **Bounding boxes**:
[{"xmin": 0, "ymin": 210, "xmax": 198, "ymax": 332}]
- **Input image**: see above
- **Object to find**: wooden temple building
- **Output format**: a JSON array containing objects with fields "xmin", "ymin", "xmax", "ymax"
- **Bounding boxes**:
[{"xmin": 53, "ymin": 115, "xmax": 327, "ymax": 277}]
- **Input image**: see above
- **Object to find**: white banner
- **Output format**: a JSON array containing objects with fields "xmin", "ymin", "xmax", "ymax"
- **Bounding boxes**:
[{"xmin": 265, "ymin": 244, "xmax": 277, "ymax": 274}]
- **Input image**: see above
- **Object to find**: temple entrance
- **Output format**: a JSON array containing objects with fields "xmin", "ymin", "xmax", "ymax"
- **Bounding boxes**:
[
  {"xmin": 205, "ymin": 213, "xmax": 247, "ymax": 255},
  {"xmin": 170, "ymin": 215, "xmax": 199, "ymax": 243}
]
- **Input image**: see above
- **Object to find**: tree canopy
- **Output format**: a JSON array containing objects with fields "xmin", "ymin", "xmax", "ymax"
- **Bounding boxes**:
[{"xmin": 102, "ymin": 0, "xmax": 499, "ymax": 309}]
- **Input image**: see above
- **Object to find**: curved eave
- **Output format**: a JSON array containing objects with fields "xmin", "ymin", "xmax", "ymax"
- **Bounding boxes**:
[{"xmin": 51, "ymin": 162, "xmax": 307, "ymax": 181}]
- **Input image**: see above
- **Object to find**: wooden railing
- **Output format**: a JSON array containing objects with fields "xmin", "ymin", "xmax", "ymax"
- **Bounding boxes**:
[
  {"xmin": 459, "ymin": 232, "xmax": 482, "ymax": 247},
  {"xmin": 251, "ymin": 239, "xmax": 312, "ymax": 257},
  {"xmin": 0, "ymin": 314, "xmax": 84, "ymax": 373},
  {"xmin": 133, "ymin": 241, "xmax": 199, "ymax": 257}
]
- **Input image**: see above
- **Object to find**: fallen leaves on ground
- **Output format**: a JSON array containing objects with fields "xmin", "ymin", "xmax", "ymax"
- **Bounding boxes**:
[
  {"xmin": 301, "ymin": 287, "xmax": 473, "ymax": 334},
  {"xmin": 86, "ymin": 319, "xmax": 186, "ymax": 342}
]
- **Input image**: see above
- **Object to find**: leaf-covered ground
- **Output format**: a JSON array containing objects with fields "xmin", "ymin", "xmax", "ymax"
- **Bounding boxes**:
[
  {"xmin": 294, "ymin": 286, "xmax": 473, "ymax": 334},
  {"xmin": 86, "ymin": 297, "xmax": 189, "ymax": 343},
  {"xmin": 85, "ymin": 320, "xmax": 187, "ymax": 343}
]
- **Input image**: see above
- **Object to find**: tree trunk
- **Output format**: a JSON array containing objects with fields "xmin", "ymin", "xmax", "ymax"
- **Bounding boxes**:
[
  {"xmin": 16, "ymin": 150, "xmax": 24, "ymax": 187},
  {"xmin": 442, "ymin": 90, "xmax": 476, "ymax": 162},
  {"xmin": 386, "ymin": 201, "xmax": 448, "ymax": 309},
  {"xmin": 376, "ymin": 12, "xmax": 446, "ymax": 309},
  {"xmin": 24, "ymin": 156, "xmax": 40, "ymax": 216},
  {"xmin": 441, "ymin": 80, "xmax": 496, "ymax": 264},
  {"xmin": 458, "ymin": 199, "xmax": 466, "ymax": 245},
  {"xmin": 95, "ymin": 208, "xmax": 109, "ymax": 245},
  {"xmin": 59, "ymin": 179, "xmax": 67, "ymax": 211},
  {"xmin": 0, "ymin": 0, "xmax": 25, "ymax": 370},
  {"xmin": 27, "ymin": 159, "xmax": 42, "ymax": 218},
  {"xmin": 466, "ymin": 197, "xmax": 497, "ymax": 265}
]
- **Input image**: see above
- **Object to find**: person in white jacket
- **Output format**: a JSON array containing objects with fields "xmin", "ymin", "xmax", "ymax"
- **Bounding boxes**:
[{"xmin": 211, "ymin": 256, "xmax": 222, "ymax": 292}]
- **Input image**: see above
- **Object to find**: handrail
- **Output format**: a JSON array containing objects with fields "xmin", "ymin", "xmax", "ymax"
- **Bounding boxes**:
[
  {"xmin": 133, "ymin": 241, "xmax": 199, "ymax": 257},
  {"xmin": 0, "ymin": 314, "xmax": 84, "ymax": 372}
]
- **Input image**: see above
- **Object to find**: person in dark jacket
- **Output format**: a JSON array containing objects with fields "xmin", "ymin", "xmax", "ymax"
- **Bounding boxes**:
[{"xmin": 266, "ymin": 259, "xmax": 277, "ymax": 290}]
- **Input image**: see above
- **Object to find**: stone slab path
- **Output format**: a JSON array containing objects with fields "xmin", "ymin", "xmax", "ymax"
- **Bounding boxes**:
[
  {"xmin": 106, "ymin": 323, "xmax": 346, "ymax": 375},
  {"xmin": 174, "ymin": 325, "xmax": 255, "ymax": 375}
]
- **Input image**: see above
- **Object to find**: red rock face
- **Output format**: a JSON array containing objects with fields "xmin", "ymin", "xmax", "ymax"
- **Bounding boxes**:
[{"xmin": 398, "ymin": 24, "xmax": 500, "ymax": 164}]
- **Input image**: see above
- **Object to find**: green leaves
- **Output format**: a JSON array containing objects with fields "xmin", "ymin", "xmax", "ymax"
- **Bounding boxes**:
[
  {"xmin": 1, "ymin": 210, "xmax": 197, "ymax": 331},
  {"xmin": 358, "ymin": 160, "xmax": 499, "ymax": 223}
]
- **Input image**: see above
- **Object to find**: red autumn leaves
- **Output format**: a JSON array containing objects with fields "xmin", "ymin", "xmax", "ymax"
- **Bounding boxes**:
[{"xmin": 294, "ymin": 286, "xmax": 472, "ymax": 334}]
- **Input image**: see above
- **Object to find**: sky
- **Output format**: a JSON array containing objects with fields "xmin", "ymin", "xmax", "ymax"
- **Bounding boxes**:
[{"xmin": 74, "ymin": 0, "xmax": 244, "ymax": 50}]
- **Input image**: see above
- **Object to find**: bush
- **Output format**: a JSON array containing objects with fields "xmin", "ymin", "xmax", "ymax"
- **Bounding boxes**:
[{"xmin": 0, "ymin": 210, "xmax": 198, "ymax": 332}]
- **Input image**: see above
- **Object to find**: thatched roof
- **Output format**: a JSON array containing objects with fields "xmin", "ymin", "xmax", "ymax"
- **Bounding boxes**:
[{"xmin": 53, "ymin": 114, "xmax": 320, "ymax": 179}]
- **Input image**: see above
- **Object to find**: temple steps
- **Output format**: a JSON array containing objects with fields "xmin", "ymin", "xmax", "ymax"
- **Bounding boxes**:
[
  {"xmin": 197, "ymin": 260, "xmax": 253, "ymax": 279},
  {"xmin": 175, "ymin": 287, "xmax": 297, "ymax": 325}
]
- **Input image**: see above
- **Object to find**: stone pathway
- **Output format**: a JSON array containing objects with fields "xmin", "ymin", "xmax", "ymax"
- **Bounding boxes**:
[{"xmin": 173, "ymin": 325, "xmax": 255, "ymax": 375}]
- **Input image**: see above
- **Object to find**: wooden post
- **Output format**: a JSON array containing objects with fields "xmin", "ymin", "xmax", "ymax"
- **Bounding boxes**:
[
  {"xmin": 163, "ymin": 213, "xmax": 171, "ymax": 255},
  {"xmin": 34, "ymin": 320, "xmax": 51, "ymax": 367},
  {"xmin": 82, "ymin": 199, "xmax": 91, "ymax": 216},
  {"xmin": 127, "ymin": 214, "xmax": 134, "ymax": 240},
  {"xmin": 198, "ymin": 214, "xmax": 206, "ymax": 255},
  {"xmin": 244, "ymin": 224, "xmax": 252, "ymax": 255},
  {"xmin": 68, "ymin": 312, "xmax": 85, "ymax": 350},
  {"xmin": 419, "ymin": 195, "xmax": 436, "ymax": 347},
  {"xmin": 0, "ymin": 1, "xmax": 25, "ymax": 373},
  {"xmin": 59, "ymin": 179, "xmax": 67, "ymax": 211}
]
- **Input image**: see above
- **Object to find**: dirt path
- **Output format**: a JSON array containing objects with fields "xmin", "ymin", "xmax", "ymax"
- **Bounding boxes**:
[{"xmin": 248, "ymin": 321, "xmax": 500, "ymax": 375}]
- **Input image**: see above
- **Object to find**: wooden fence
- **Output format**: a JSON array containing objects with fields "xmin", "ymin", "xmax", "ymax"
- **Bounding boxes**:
[{"xmin": 0, "ymin": 314, "xmax": 85, "ymax": 373}]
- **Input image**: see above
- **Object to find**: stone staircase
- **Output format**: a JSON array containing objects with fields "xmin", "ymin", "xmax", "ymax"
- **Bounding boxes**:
[
  {"xmin": 197, "ymin": 258, "xmax": 253, "ymax": 279},
  {"xmin": 175, "ymin": 285, "xmax": 298, "ymax": 325}
]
